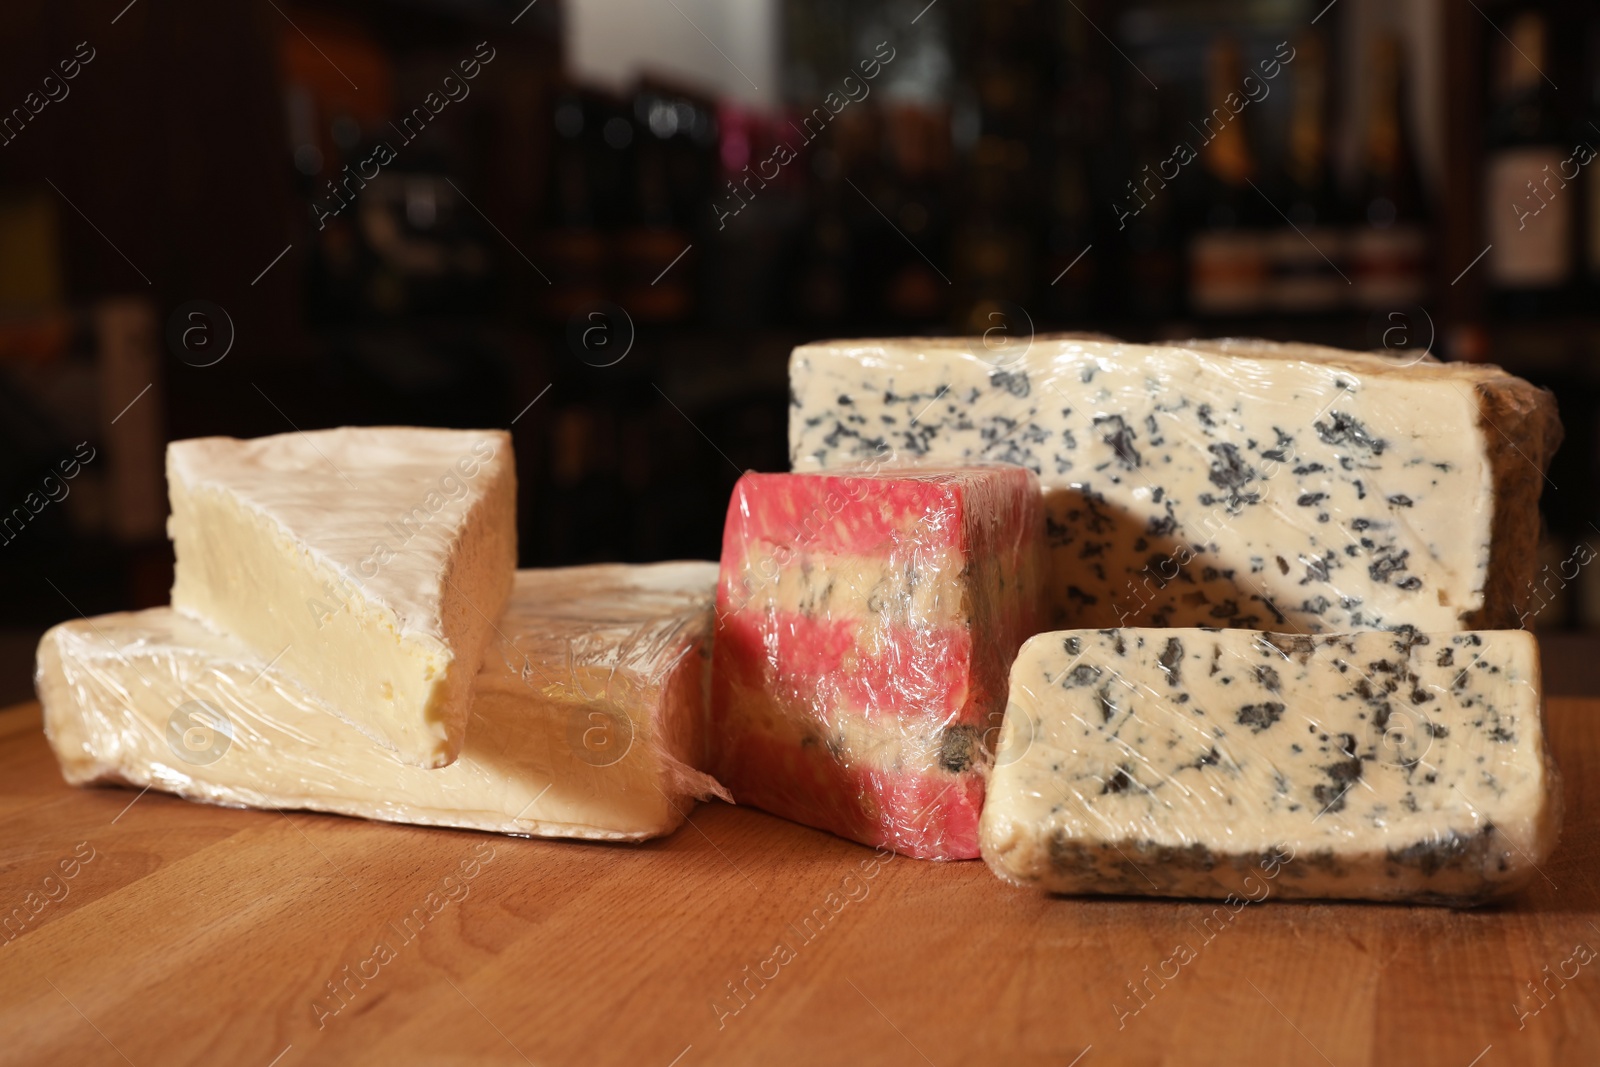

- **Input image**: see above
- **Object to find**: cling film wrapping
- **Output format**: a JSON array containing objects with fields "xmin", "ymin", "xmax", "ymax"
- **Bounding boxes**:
[
  {"xmin": 979, "ymin": 626, "xmax": 1561, "ymax": 904},
  {"xmin": 711, "ymin": 465, "xmax": 1045, "ymax": 860},
  {"xmin": 788, "ymin": 335, "xmax": 1561, "ymax": 635},
  {"xmin": 38, "ymin": 563, "xmax": 729, "ymax": 842}
]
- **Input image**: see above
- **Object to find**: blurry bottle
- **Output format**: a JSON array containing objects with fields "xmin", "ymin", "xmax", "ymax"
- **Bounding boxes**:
[
  {"xmin": 1268, "ymin": 32, "xmax": 1345, "ymax": 314},
  {"xmin": 1348, "ymin": 32, "xmax": 1429, "ymax": 310},
  {"xmin": 793, "ymin": 160, "xmax": 853, "ymax": 323},
  {"xmin": 539, "ymin": 90, "xmax": 608, "ymax": 319},
  {"xmin": 1042, "ymin": 10, "xmax": 1107, "ymax": 321},
  {"xmin": 1581, "ymin": 17, "xmax": 1600, "ymax": 298},
  {"xmin": 1483, "ymin": 11, "xmax": 1572, "ymax": 316},
  {"xmin": 950, "ymin": 0, "xmax": 1041, "ymax": 333},
  {"xmin": 1187, "ymin": 37, "xmax": 1270, "ymax": 317},
  {"xmin": 882, "ymin": 102, "xmax": 953, "ymax": 323},
  {"xmin": 1046, "ymin": 155, "xmax": 1098, "ymax": 319},
  {"xmin": 617, "ymin": 84, "xmax": 707, "ymax": 322},
  {"xmin": 1121, "ymin": 93, "xmax": 1182, "ymax": 320},
  {"xmin": 952, "ymin": 136, "xmax": 1034, "ymax": 334}
]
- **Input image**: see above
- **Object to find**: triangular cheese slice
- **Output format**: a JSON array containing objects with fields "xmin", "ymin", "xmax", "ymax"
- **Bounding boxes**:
[{"xmin": 167, "ymin": 426, "xmax": 517, "ymax": 767}]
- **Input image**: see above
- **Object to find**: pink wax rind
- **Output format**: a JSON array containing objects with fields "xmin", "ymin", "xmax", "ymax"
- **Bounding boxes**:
[{"xmin": 712, "ymin": 464, "xmax": 1045, "ymax": 860}]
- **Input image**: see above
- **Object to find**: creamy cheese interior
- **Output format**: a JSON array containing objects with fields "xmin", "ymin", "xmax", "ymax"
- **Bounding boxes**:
[
  {"xmin": 39, "ymin": 563, "xmax": 725, "ymax": 841},
  {"xmin": 167, "ymin": 427, "xmax": 516, "ymax": 768},
  {"xmin": 727, "ymin": 545, "xmax": 969, "ymax": 627},
  {"xmin": 980, "ymin": 627, "xmax": 1559, "ymax": 903}
]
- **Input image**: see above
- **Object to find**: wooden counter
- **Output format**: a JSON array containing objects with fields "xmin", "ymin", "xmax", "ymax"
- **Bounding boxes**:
[{"xmin": 1, "ymin": 697, "xmax": 1596, "ymax": 1066}]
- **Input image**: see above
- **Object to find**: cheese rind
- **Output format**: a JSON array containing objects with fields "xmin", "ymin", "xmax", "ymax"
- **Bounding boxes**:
[
  {"xmin": 40, "ymin": 563, "xmax": 727, "ymax": 841},
  {"xmin": 167, "ymin": 427, "xmax": 517, "ymax": 768},
  {"xmin": 789, "ymin": 337, "xmax": 1561, "ymax": 633},
  {"xmin": 979, "ymin": 627, "xmax": 1560, "ymax": 904},
  {"xmin": 712, "ymin": 466, "xmax": 1044, "ymax": 859}
]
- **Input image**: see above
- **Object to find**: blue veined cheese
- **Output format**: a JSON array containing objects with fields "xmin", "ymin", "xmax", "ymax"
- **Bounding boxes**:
[
  {"xmin": 788, "ymin": 336, "xmax": 1561, "ymax": 633},
  {"xmin": 978, "ymin": 627, "xmax": 1560, "ymax": 904}
]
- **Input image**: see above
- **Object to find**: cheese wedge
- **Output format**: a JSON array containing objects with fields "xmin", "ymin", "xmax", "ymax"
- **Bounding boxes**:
[
  {"xmin": 167, "ymin": 427, "xmax": 517, "ymax": 767},
  {"xmin": 979, "ymin": 627, "xmax": 1561, "ymax": 904},
  {"xmin": 39, "ymin": 563, "xmax": 728, "ymax": 841},
  {"xmin": 712, "ymin": 466, "xmax": 1045, "ymax": 859},
  {"xmin": 789, "ymin": 336, "xmax": 1561, "ymax": 633}
]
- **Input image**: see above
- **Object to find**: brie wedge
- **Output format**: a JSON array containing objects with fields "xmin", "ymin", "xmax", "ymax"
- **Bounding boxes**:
[{"xmin": 167, "ymin": 427, "xmax": 517, "ymax": 767}]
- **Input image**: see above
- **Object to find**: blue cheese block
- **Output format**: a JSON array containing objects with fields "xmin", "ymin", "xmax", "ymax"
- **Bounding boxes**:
[
  {"xmin": 789, "ymin": 336, "xmax": 1561, "ymax": 633},
  {"xmin": 978, "ymin": 628, "xmax": 1561, "ymax": 904}
]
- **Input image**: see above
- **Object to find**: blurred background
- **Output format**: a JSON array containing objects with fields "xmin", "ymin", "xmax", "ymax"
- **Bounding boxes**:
[{"xmin": 0, "ymin": 0, "xmax": 1595, "ymax": 702}]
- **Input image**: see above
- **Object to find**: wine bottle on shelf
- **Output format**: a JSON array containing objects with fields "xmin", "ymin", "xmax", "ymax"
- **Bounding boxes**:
[
  {"xmin": 1584, "ymin": 15, "xmax": 1600, "ymax": 296},
  {"xmin": 1348, "ymin": 32, "xmax": 1429, "ymax": 311},
  {"xmin": 617, "ymin": 83, "xmax": 710, "ymax": 323},
  {"xmin": 1043, "ymin": 11, "xmax": 1106, "ymax": 322},
  {"xmin": 793, "ymin": 164, "xmax": 853, "ymax": 323},
  {"xmin": 1121, "ymin": 92, "xmax": 1181, "ymax": 321},
  {"xmin": 1268, "ymin": 31, "xmax": 1345, "ymax": 315},
  {"xmin": 1483, "ymin": 10, "xmax": 1573, "ymax": 317},
  {"xmin": 539, "ymin": 89, "xmax": 609, "ymax": 320},
  {"xmin": 1046, "ymin": 155, "xmax": 1097, "ymax": 320},
  {"xmin": 951, "ymin": 138, "xmax": 1033, "ymax": 335},
  {"xmin": 1186, "ymin": 36, "xmax": 1270, "ymax": 317}
]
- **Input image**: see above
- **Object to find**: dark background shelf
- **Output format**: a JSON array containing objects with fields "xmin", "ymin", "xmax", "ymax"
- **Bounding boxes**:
[{"xmin": 2, "ymin": 0, "xmax": 1597, "ymax": 706}]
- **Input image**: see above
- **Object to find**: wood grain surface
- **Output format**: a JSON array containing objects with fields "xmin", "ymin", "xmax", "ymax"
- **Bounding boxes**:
[{"xmin": 1, "ymin": 696, "xmax": 1597, "ymax": 1067}]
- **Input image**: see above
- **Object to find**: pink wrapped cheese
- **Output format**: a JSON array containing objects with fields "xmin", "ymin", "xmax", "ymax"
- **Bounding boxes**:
[{"xmin": 712, "ymin": 466, "xmax": 1044, "ymax": 859}]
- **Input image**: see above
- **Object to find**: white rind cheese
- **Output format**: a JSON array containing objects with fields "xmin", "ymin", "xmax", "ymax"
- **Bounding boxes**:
[
  {"xmin": 167, "ymin": 427, "xmax": 517, "ymax": 768},
  {"xmin": 789, "ymin": 337, "xmax": 1561, "ymax": 633},
  {"xmin": 979, "ymin": 627, "xmax": 1560, "ymax": 904},
  {"xmin": 39, "ymin": 563, "xmax": 727, "ymax": 842}
]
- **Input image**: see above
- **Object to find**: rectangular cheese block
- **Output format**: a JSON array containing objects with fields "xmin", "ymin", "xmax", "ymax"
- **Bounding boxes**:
[
  {"xmin": 39, "ymin": 563, "xmax": 728, "ymax": 842},
  {"xmin": 789, "ymin": 336, "xmax": 1561, "ymax": 634},
  {"xmin": 167, "ymin": 426, "xmax": 518, "ymax": 768},
  {"xmin": 712, "ymin": 466, "xmax": 1044, "ymax": 859},
  {"xmin": 979, "ymin": 627, "xmax": 1560, "ymax": 903}
]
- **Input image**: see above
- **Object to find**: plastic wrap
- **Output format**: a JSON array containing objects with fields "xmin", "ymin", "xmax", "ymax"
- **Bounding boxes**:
[
  {"xmin": 712, "ymin": 466, "xmax": 1044, "ymax": 860},
  {"xmin": 39, "ymin": 563, "xmax": 729, "ymax": 842},
  {"xmin": 167, "ymin": 427, "xmax": 519, "ymax": 768},
  {"xmin": 789, "ymin": 336, "xmax": 1561, "ymax": 634},
  {"xmin": 979, "ymin": 627, "xmax": 1561, "ymax": 904}
]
